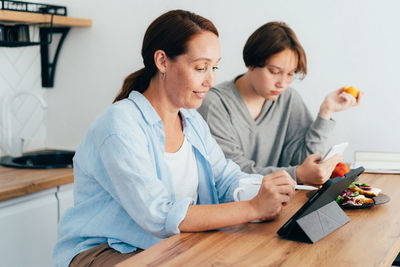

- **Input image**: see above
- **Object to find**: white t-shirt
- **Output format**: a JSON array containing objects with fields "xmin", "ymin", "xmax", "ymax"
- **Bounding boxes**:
[{"xmin": 164, "ymin": 137, "xmax": 198, "ymax": 203}]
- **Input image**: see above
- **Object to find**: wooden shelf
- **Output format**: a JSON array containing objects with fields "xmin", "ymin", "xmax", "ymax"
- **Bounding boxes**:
[
  {"xmin": 0, "ymin": 9, "xmax": 92, "ymax": 87},
  {"xmin": 0, "ymin": 10, "xmax": 92, "ymax": 27}
]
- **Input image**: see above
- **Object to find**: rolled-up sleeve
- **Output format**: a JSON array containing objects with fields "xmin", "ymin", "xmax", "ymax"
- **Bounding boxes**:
[
  {"xmin": 98, "ymin": 132, "xmax": 190, "ymax": 238},
  {"xmin": 164, "ymin": 197, "xmax": 193, "ymax": 234}
]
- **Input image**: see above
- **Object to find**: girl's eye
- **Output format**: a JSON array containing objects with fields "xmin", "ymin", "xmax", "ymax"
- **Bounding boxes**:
[
  {"xmin": 268, "ymin": 68, "xmax": 280, "ymax": 75},
  {"xmin": 212, "ymin": 66, "xmax": 219, "ymax": 71},
  {"xmin": 196, "ymin": 66, "xmax": 208, "ymax": 72},
  {"xmin": 196, "ymin": 64, "xmax": 209, "ymax": 72}
]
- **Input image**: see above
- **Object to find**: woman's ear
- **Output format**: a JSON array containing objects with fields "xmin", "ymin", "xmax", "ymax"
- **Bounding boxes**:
[{"xmin": 154, "ymin": 50, "xmax": 168, "ymax": 73}]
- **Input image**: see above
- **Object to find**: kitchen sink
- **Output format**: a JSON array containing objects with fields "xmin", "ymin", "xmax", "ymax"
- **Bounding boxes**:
[{"xmin": 0, "ymin": 150, "xmax": 75, "ymax": 169}]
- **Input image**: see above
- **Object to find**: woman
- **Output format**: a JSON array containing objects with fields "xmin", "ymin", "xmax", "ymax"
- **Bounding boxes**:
[
  {"xmin": 198, "ymin": 21, "xmax": 359, "ymax": 185},
  {"xmin": 53, "ymin": 11, "xmax": 297, "ymax": 267}
]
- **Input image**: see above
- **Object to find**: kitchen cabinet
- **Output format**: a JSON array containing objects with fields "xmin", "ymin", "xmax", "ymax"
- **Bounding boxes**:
[
  {"xmin": 0, "ymin": 188, "xmax": 58, "ymax": 267},
  {"xmin": 56, "ymin": 183, "xmax": 74, "ymax": 222},
  {"xmin": 0, "ymin": 166, "xmax": 73, "ymax": 266},
  {"xmin": 0, "ymin": 178, "xmax": 75, "ymax": 267}
]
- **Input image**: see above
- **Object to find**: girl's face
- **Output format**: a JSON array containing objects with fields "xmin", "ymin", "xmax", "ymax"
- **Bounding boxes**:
[
  {"xmin": 164, "ymin": 31, "xmax": 221, "ymax": 110},
  {"xmin": 248, "ymin": 48, "xmax": 298, "ymax": 101}
]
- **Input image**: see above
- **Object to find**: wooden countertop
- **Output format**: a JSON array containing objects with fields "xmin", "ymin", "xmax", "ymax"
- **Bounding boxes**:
[
  {"xmin": 118, "ymin": 173, "xmax": 400, "ymax": 267},
  {"xmin": 0, "ymin": 166, "xmax": 73, "ymax": 201}
]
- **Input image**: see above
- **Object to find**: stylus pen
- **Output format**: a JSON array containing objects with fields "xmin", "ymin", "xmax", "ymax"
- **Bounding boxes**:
[
  {"xmin": 294, "ymin": 185, "xmax": 319, "ymax": 191},
  {"xmin": 251, "ymin": 181, "xmax": 318, "ymax": 191}
]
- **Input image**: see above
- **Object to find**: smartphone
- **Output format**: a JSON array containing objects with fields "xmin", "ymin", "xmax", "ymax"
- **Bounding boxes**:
[{"xmin": 321, "ymin": 142, "xmax": 348, "ymax": 162}]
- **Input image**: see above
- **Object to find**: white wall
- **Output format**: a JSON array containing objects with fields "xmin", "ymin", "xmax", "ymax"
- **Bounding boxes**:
[
  {"xmin": 0, "ymin": 46, "xmax": 46, "ymax": 155},
  {"xmin": 2, "ymin": 0, "xmax": 400, "ymax": 162}
]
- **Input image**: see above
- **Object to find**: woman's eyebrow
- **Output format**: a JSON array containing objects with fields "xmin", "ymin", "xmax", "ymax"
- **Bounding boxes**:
[{"xmin": 192, "ymin": 57, "xmax": 221, "ymax": 63}]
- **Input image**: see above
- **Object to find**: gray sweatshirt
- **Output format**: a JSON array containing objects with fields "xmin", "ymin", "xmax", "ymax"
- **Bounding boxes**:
[{"xmin": 197, "ymin": 78, "xmax": 335, "ymax": 180}]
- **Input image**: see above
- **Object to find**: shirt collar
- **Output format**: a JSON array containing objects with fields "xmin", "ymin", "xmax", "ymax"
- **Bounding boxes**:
[
  {"xmin": 126, "ymin": 91, "xmax": 160, "ymax": 125},
  {"xmin": 128, "ymin": 90, "xmax": 194, "ymax": 126}
]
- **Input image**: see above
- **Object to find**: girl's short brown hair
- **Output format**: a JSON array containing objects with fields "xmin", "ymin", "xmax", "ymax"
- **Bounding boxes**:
[{"xmin": 243, "ymin": 21, "xmax": 307, "ymax": 78}]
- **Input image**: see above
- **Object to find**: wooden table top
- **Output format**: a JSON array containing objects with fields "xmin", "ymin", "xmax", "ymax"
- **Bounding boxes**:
[
  {"xmin": 118, "ymin": 173, "xmax": 400, "ymax": 267},
  {"xmin": 0, "ymin": 166, "xmax": 73, "ymax": 201}
]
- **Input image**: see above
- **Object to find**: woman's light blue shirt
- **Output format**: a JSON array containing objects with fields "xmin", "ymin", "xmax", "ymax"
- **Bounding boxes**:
[{"xmin": 53, "ymin": 91, "xmax": 261, "ymax": 267}]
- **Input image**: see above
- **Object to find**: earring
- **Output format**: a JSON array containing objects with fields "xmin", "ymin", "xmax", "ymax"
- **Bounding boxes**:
[{"xmin": 161, "ymin": 72, "xmax": 166, "ymax": 80}]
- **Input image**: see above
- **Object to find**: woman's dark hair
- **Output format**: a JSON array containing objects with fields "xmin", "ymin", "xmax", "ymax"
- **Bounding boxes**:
[
  {"xmin": 243, "ymin": 21, "xmax": 307, "ymax": 78},
  {"xmin": 113, "ymin": 9, "xmax": 219, "ymax": 103}
]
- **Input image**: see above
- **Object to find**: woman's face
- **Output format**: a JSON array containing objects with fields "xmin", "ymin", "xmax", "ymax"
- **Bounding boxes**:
[
  {"xmin": 248, "ymin": 48, "xmax": 298, "ymax": 101},
  {"xmin": 164, "ymin": 31, "xmax": 221, "ymax": 109}
]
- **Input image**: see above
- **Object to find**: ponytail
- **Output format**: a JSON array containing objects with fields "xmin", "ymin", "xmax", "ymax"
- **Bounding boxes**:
[{"xmin": 113, "ymin": 68, "xmax": 152, "ymax": 103}]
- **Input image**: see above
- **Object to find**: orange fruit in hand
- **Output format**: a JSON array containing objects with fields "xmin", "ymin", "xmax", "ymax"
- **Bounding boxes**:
[
  {"xmin": 343, "ymin": 86, "xmax": 359, "ymax": 99},
  {"xmin": 330, "ymin": 162, "xmax": 350, "ymax": 178}
]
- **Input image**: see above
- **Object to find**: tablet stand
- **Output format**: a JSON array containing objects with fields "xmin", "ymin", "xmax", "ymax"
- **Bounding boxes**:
[{"xmin": 285, "ymin": 201, "xmax": 349, "ymax": 243}]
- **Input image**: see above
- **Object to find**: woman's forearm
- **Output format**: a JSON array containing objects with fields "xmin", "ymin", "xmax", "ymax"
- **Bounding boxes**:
[{"xmin": 178, "ymin": 201, "xmax": 258, "ymax": 232}]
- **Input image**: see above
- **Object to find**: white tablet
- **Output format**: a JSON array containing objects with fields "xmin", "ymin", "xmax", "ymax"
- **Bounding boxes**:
[{"xmin": 321, "ymin": 142, "xmax": 348, "ymax": 162}]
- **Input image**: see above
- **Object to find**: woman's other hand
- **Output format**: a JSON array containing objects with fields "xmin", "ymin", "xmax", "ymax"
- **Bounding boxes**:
[
  {"xmin": 249, "ymin": 170, "xmax": 296, "ymax": 221},
  {"xmin": 295, "ymin": 153, "xmax": 342, "ymax": 185},
  {"xmin": 318, "ymin": 87, "xmax": 364, "ymax": 120}
]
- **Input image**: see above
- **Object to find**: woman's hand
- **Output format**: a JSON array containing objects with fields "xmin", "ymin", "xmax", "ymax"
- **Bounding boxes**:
[
  {"xmin": 318, "ymin": 87, "xmax": 364, "ymax": 120},
  {"xmin": 295, "ymin": 153, "xmax": 342, "ymax": 185},
  {"xmin": 249, "ymin": 170, "xmax": 296, "ymax": 221}
]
